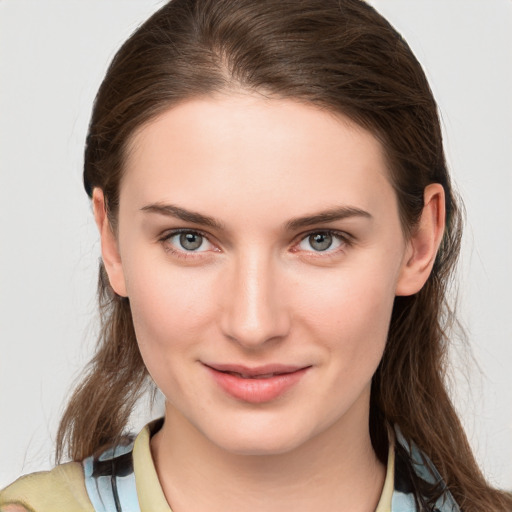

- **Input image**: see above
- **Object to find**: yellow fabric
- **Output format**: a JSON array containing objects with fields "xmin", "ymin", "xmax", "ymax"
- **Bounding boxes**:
[
  {"xmin": 133, "ymin": 423, "xmax": 172, "ymax": 511},
  {"xmin": 0, "ymin": 423, "xmax": 395, "ymax": 512},
  {"xmin": 0, "ymin": 461, "xmax": 93, "ymax": 512},
  {"xmin": 375, "ymin": 438, "xmax": 395, "ymax": 512}
]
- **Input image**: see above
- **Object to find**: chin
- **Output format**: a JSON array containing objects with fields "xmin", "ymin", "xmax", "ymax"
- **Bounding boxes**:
[
  {"xmin": 202, "ymin": 415, "xmax": 322, "ymax": 457},
  {"xmin": 216, "ymin": 433, "xmax": 309, "ymax": 456}
]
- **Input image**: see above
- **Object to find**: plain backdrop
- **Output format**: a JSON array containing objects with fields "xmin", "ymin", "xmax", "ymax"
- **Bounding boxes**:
[{"xmin": 1, "ymin": 0, "xmax": 511, "ymax": 490}]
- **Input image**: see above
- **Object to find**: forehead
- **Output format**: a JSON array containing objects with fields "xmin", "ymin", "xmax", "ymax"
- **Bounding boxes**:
[{"xmin": 121, "ymin": 94, "xmax": 397, "ymax": 223}]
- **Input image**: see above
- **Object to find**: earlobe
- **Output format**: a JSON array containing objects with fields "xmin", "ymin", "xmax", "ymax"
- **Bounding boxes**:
[
  {"xmin": 92, "ymin": 188, "xmax": 128, "ymax": 298},
  {"xmin": 395, "ymin": 183, "xmax": 446, "ymax": 296}
]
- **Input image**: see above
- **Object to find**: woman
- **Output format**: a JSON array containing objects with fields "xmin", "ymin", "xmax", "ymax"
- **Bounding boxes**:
[{"xmin": 1, "ymin": 0, "xmax": 510, "ymax": 511}]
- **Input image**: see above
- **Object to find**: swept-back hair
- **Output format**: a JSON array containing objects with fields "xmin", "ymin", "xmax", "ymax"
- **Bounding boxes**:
[{"xmin": 57, "ymin": 1, "xmax": 511, "ymax": 510}]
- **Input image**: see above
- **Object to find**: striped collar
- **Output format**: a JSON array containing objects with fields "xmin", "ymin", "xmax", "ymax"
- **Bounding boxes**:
[{"xmin": 83, "ymin": 420, "xmax": 460, "ymax": 512}]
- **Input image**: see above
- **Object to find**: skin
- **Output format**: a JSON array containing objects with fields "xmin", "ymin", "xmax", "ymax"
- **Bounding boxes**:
[{"xmin": 94, "ymin": 93, "xmax": 445, "ymax": 512}]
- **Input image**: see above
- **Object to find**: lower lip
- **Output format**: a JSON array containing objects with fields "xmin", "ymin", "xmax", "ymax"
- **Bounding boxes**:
[{"xmin": 205, "ymin": 366, "xmax": 309, "ymax": 404}]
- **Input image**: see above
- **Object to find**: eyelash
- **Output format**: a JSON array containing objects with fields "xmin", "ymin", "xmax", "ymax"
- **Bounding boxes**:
[
  {"xmin": 158, "ymin": 228, "xmax": 353, "ymax": 260},
  {"xmin": 158, "ymin": 228, "xmax": 215, "ymax": 260},
  {"xmin": 292, "ymin": 230, "xmax": 353, "ymax": 258}
]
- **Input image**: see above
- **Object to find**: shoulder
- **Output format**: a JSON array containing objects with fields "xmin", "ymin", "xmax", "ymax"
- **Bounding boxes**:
[{"xmin": 0, "ymin": 462, "xmax": 94, "ymax": 512}]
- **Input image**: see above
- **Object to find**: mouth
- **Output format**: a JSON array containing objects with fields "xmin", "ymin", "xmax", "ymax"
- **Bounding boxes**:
[
  {"xmin": 221, "ymin": 371, "xmax": 287, "ymax": 379},
  {"xmin": 205, "ymin": 363, "xmax": 308, "ymax": 378},
  {"xmin": 203, "ymin": 363, "xmax": 311, "ymax": 403}
]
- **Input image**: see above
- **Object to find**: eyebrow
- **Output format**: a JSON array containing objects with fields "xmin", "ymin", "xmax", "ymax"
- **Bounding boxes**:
[
  {"xmin": 140, "ymin": 203, "xmax": 372, "ymax": 231},
  {"xmin": 285, "ymin": 206, "xmax": 372, "ymax": 231},
  {"xmin": 140, "ymin": 203, "xmax": 225, "ymax": 230}
]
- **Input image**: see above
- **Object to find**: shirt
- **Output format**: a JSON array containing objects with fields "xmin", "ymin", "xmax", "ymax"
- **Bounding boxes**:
[{"xmin": 0, "ymin": 420, "xmax": 459, "ymax": 511}]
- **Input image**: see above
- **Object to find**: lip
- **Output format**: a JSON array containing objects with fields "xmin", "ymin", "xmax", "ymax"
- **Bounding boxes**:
[{"xmin": 203, "ymin": 363, "xmax": 311, "ymax": 403}]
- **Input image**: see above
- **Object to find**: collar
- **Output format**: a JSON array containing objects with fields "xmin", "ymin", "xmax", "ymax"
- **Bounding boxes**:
[
  {"xmin": 391, "ymin": 426, "xmax": 460, "ymax": 512},
  {"xmin": 83, "ymin": 420, "xmax": 460, "ymax": 512}
]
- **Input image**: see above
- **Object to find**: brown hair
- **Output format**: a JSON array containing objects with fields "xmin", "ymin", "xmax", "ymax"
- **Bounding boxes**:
[{"xmin": 57, "ymin": 0, "xmax": 511, "ymax": 509}]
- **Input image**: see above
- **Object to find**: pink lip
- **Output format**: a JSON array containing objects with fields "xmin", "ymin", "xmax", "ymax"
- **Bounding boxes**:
[{"xmin": 204, "ymin": 363, "xmax": 310, "ymax": 403}]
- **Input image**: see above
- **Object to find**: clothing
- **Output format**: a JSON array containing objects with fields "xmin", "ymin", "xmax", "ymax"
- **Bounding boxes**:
[{"xmin": 0, "ymin": 420, "xmax": 459, "ymax": 512}]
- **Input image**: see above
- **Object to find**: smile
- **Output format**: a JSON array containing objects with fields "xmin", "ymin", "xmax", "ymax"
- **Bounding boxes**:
[
  {"xmin": 223, "ymin": 371, "xmax": 283, "ymax": 379},
  {"xmin": 203, "ymin": 363, "xmax": 311, "ymax": 403}
]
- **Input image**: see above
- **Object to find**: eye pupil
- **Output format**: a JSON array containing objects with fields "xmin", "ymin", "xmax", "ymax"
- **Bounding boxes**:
[
  {"xmin": 180, "ymin": 232, "xmax": 202, "ymax": 250},
  {"xmin": 309, "ymin": 232, "xmax": 332, "ymax": 251}
]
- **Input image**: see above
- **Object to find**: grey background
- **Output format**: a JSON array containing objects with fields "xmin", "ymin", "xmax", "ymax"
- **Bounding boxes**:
[{"xmin": 1, "ymin": 0, "xmax": 511, "ymax": 489}]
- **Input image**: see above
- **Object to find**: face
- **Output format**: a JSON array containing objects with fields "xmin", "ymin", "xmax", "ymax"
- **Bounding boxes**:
[{"xmin": 106, "ymin": 93, "xmax": 415, "ymax": 456}]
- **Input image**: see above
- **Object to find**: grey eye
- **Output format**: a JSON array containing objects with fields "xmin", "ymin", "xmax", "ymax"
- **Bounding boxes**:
[
  {"xmin": 180, "ymin": 232, "xmax": 203, "ymax": 250},
  {"xmin": 308, "ymin": 232, "xmax": 332, "ymax": 251}
]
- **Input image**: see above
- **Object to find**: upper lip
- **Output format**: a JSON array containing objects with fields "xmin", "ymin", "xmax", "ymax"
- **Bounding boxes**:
[{"xmin": 204, "ymin": 363, "xmax": 309, "ymax": 377}]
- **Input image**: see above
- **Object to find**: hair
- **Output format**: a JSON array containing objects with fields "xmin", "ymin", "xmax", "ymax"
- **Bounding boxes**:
[{"xmin": 56, "ymin": 1, "xmax": 511, "ymax": 510}]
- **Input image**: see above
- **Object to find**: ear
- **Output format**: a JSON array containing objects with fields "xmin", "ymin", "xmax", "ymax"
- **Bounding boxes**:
[
  {"xmin": 92, "ymin": 188, "xmax": 128, "ymax": 297},
  {"xmin": 395, "ymin": 183, "xmax": 446, "ymax": 296}
]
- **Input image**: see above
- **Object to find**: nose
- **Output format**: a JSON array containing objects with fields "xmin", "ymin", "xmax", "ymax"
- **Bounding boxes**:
[{"xmin": 220, "ymin": 251, "xmax": 291, "ymax": 349}]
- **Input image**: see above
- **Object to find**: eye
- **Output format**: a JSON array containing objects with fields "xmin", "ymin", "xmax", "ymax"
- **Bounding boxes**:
[
  {"xmin": 163, "ymin": 230, "xmax": 215, "ymax": 253},
  {"xmin": 296, "ymin": 231, "xmax": 346, "ymax": 253}
]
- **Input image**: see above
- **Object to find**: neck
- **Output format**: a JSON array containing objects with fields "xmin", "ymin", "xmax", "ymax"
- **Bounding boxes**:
[{"xmin": 151, "ymin": 400, "xmax": 386, "ymax": 512}]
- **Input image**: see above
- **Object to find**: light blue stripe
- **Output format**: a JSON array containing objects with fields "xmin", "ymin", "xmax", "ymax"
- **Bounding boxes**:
[{"xmin": 83, "ymin": 443, "xmax": 141, "ymax": 512}]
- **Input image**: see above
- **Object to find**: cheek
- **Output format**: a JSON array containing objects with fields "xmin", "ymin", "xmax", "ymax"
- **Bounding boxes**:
[
  {"xmin": 126, "ymin": 265, "xmax": 220, "ymax": 403},
  {"xmin": 292, "ymin": 259, "xmax": 398, "ymax": 365},
  {"xmin": 297, "ymin": 262, "xmax": 396, "ymax": 328},
  {"xmin": 123, "ymin": 256, "xmax": 218, "ymax": 364}
]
